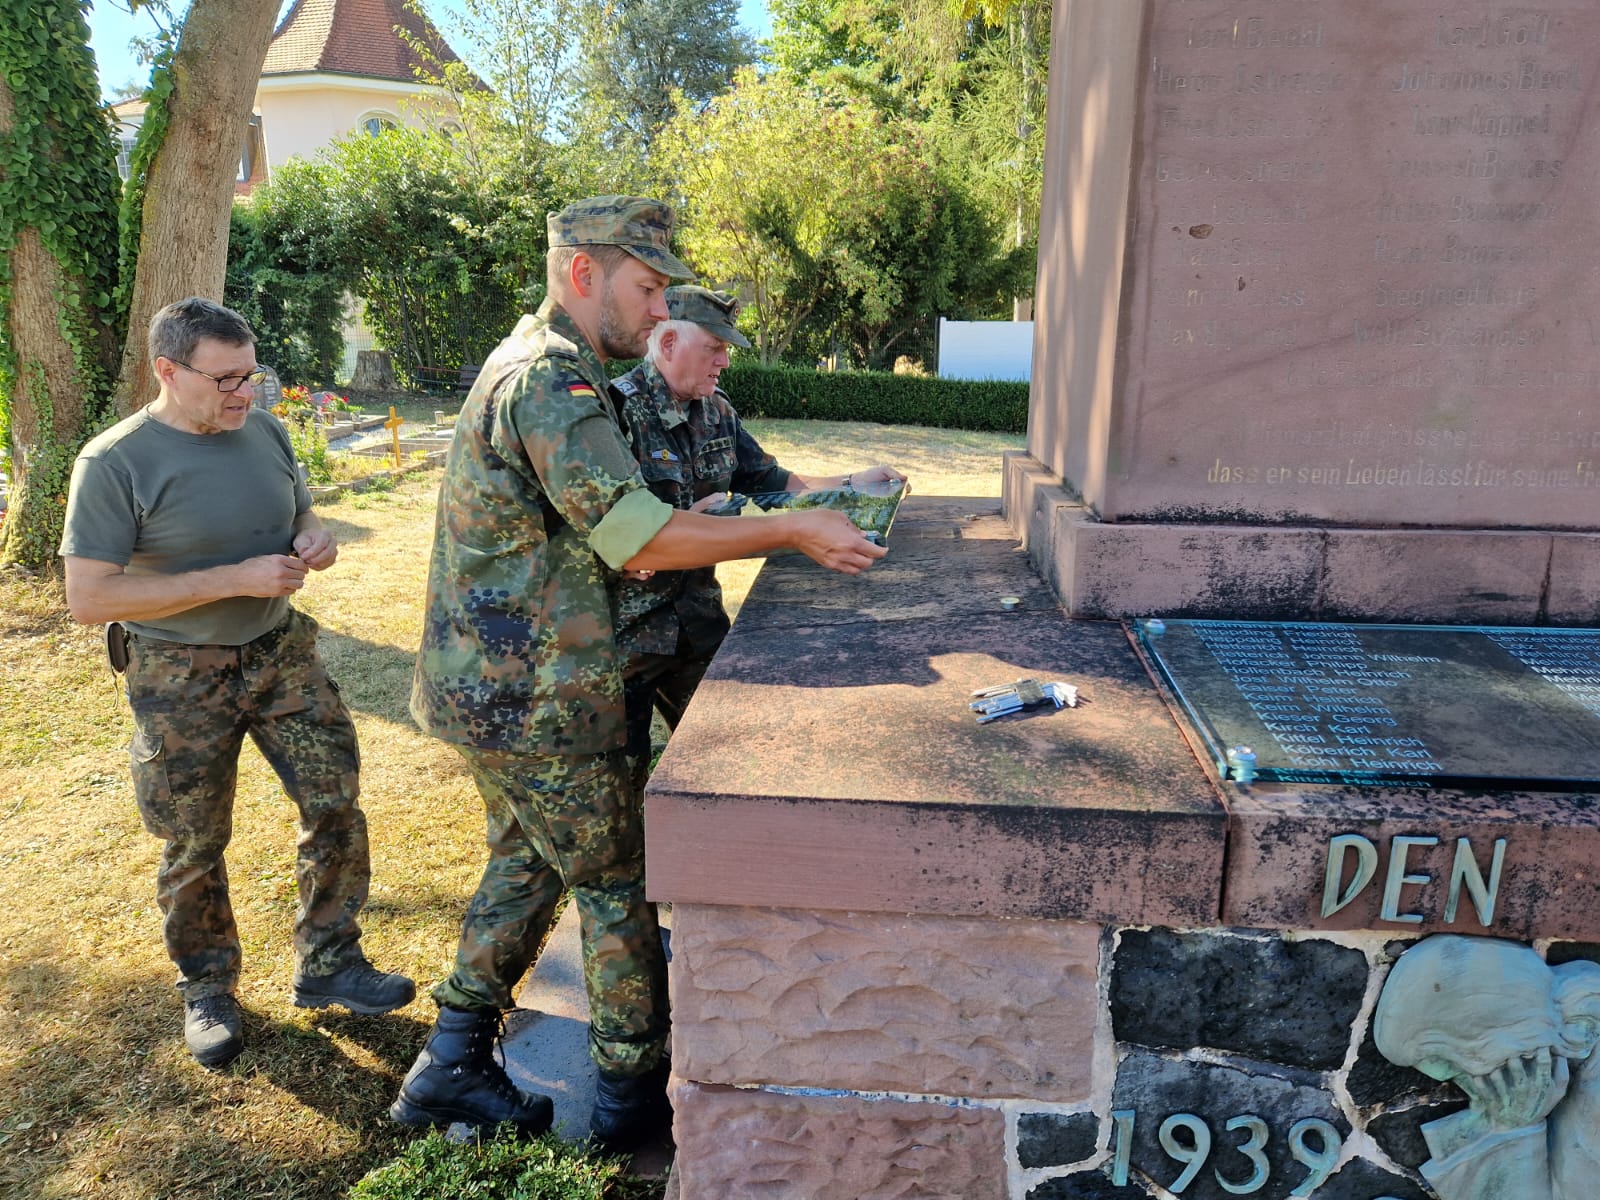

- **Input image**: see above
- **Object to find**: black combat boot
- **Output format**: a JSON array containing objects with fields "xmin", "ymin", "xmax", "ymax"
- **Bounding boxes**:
[
  {"xmin": 389, "ymin": 1005, "xmax": 554, "ymax": 1134},
  {"xmin": 590, "ymin": 1061, "xmax": 673, "ymax": 1152},
  {"xmin": 292, "ymin": 957, "xmax": 415, "ymax": 1014},
  {"xmin": 183, "ymin": 993, "xmax": 244, "ymax": 1068}
]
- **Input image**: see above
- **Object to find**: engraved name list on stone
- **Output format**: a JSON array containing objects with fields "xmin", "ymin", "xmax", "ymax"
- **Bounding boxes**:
[
  {"xmin": 1105, "ymin": 1, "xmax": 1599, "ymax": 530},
  {"xmin": 1135, "ymin": 619, "xmax": 1600, "ymax": 790}
]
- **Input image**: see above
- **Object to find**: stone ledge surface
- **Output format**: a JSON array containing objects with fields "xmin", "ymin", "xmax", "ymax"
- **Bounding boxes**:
[
  {"xmin": 645, "ymin": 498, "xmax": 1227, "ymax": 926},
  {"xmin": 1548, "ymin": 532, "xmax": 1600, "ymax": 623},
  {"xmin": 668, "ymin": 903, "xmax": 1104, "ymax": 1101},
  {"xmin": 1002, "ymin": 452, "xmax": 1592, "ymax": 624}
]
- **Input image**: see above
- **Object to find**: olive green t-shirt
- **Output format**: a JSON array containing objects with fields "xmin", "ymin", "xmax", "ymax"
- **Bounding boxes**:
[{"xmin": 59, "ymin": 408, "xmax": 313, "ymax": 645}]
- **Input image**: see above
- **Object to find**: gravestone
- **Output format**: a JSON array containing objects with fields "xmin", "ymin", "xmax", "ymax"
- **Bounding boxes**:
[
  {"xmin": 251, "ymin": 364, "xmax": 283, "ymax": 411},
  {"xmin": 1009, "ymin": 0, "xmax": 1600, "ymax": 623}
]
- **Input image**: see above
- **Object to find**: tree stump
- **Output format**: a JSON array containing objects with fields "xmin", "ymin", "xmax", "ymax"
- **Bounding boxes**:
[{"xmin": 351, "ymin": 349, "xmax": 398, "ymax": 392}]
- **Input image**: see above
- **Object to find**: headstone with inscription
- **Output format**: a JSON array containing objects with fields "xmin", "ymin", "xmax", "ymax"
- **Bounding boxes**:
[{"xmin": 1009, "ymin": 0, "xmax": 1600, "ymax": 622}]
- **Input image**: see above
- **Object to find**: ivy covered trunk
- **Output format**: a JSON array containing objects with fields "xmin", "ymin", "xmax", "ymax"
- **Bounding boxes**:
[
  {"xmin": 0, "ymin": 0, "xmax": 122, "ymax": 568},
  {"xmin": 112, "ymin": 0, "xmax": 281, "ymax": 415}
]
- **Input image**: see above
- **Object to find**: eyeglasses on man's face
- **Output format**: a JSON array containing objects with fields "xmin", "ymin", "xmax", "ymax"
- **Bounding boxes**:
[{"xmin": 171, "ymin": 359, "xmax": 267, "ymax": 393}]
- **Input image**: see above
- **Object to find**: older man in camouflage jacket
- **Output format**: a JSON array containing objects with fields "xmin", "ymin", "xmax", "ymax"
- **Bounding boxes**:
[
  {"xmin": 397, "ymin": 198, "xmax": 887, "ymax": 1148},
  {"xmin": 611, "ymin": 286, "xmax": 906, "ymax": 770}
]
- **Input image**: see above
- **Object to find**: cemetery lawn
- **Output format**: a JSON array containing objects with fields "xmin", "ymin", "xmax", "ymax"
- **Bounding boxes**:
[{"xmin": 0, "ymin": 419, "xmax": 1021, "ymax": 1200}]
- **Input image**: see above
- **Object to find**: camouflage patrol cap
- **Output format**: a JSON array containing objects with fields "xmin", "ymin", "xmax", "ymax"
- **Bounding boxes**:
[
  {"xmin": 547, "ymin": 195, "xmax": 694, "ymax": 279},
  {"xmin": 666, "ymin": 285, "xmax": 751, "ymax": 348}
]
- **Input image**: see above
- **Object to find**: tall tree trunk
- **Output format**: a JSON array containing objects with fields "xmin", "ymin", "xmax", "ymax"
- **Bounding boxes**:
[
  {"xmin": 0, "ymin": 0, "xmax": 122, "ymax": 567},
  {"xmin": 1011, "ymin": 0, "xmax": 1040, "ymax": 322},
  {"xmin": 112, "ymin": 0, "xmax": 281, "ymax": 415}
]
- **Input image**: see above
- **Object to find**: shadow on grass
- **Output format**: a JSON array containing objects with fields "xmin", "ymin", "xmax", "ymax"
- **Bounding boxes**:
[
  {"xmin": 249, "ymin": 1008, "xmax": 432, "ymax": 1125},
  {"xmin": 317, "ymin": 513, "xmax": 379, "ymax": 549},
  {"xmin": 316, "ymin": 630, "xmax": 421, "ymax": 725},
  {"xmin": 0, "ymin": 958, "xmax": 427, "ymax": 1200}
]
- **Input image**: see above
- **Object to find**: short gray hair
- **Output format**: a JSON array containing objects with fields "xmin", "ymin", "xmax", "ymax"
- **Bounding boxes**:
[
  {"xmin": 645, "ymin": 319, "xmax": 699, "ymax": 363},
  {"xmin": 148, "ymin": 297, "xmax": 255, "ymax": 365}
]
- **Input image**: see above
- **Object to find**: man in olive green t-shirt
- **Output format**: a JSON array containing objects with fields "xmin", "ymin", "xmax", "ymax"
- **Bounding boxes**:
[{"xmin": 59, "ymin": 297, "xmax": 413, "ymax": 1069}]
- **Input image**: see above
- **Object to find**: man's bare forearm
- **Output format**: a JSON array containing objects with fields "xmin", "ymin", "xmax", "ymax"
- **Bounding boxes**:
[
  {"xmin": 623, "ymin": 510, "xmax": 797, "ymax": 570},
  {"xmin": 623, "ymin": 508, "xmax": 885, "ymax": 576},
  {"xmin": 63, "ymin": 555, "xmax": 308, "ymax": 625}
]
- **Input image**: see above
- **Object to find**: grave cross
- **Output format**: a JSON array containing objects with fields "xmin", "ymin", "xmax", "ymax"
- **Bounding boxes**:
[{"xmin": 384, "ymin": 406, "xmax": 404, "ymax": 468}]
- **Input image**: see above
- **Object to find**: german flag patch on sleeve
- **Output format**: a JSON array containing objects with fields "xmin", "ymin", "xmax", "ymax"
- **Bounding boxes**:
[{"xmin": 566, "ymin": 383, "xmax": 598, "ymax": 400}]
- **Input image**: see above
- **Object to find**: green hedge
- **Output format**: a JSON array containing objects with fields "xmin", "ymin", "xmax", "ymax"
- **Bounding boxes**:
[{"xmin": 718, "ymin": 363, "xmax": 1028, "ymax": 433}]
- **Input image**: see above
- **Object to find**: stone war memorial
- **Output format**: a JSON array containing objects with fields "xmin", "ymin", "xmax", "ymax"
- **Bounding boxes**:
[{"xmin": 633, "ymin": 2, "xmax": 1600, "ymax": 1196}]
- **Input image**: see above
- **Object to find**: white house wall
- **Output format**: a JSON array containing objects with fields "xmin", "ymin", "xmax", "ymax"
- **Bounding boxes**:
[{"xmin": 254, "ymin": 74, "xmax": 453, "ymax": 171}]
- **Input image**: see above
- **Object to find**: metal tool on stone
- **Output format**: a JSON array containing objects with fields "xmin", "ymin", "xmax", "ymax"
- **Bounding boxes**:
[{"xmin": 970, "ymin": 678, "xmax": 1079, "ymax": 723}]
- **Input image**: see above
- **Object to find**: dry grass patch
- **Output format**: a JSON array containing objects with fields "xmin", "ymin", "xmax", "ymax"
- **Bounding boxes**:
[{"xmin": 0, "ymin": 419, "xmax": 1020, "ymax": 1198}]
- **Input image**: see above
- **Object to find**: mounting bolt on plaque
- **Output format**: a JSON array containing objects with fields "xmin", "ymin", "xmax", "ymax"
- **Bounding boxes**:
[
  {"xmin": 1145, "ymin": 618, "xmax": 1167, "ymax": 636},
  {"xmin": 970, "ymin": 678, "xmax": 1079, "ymax": 724},
  {"xmin": 1227, "ymin": 745, "xmax": 1257, "ymax": 785}
]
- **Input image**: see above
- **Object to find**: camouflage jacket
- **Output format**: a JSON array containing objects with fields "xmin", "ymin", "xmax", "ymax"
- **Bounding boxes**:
[
  {"xmin": 411, "ymin": 300, "xmax": 673, "ymax": 754},
  {"xmin": 612, "ymin": 361, "xmax": 792, "ymax": 657}
]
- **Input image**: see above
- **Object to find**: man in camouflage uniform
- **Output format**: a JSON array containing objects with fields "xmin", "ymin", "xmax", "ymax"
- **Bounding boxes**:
[
  {"xmin": 397, "ymin": 197, "xmax": 887, "ymax": 1148},
  {"xmin": 613, "ymin": 285, "xmax": 907, "ymax": 768},
  {"xmin": 59, "ymin": 297, "xmax": 414, "ymax": 1070}
]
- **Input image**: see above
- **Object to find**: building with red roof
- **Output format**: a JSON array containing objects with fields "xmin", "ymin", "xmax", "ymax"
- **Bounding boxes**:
[{"xmin": 113, "ymin": 0, "xmax": 466, "ymax": 195}]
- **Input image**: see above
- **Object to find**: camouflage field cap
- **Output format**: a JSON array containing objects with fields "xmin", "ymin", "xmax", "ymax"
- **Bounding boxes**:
[
  {"xmin": 547, "ymin": 195, "xmax": 693, "ymax": 279},
  {"xmin": 665, "ymin": 285, "xmax": 751, "ymax": 348}
]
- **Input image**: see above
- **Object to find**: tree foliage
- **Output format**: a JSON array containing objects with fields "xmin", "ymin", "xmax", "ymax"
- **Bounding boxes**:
[
  {"xmin": 800, "ymin": 144, "xmax": 1032, "ymax": 368},
  {"xmin": 405, "ymin": 0, "xmax": 585, "ymax": 154},
  {"xmin": 654, "ymin": 69, "xmax": 1023, "ymax": 368},
  {"xmin": 300, "ymin": 126, "xmax": 552, "ymax": 383},
  {"xmin": 769, "ymin": 0, "xmax": 1050, "ymax": 266},
  {"xmin": 575, "ymin": 0, "xmax": 754, "ymax": 163},
  {"xmin": 654, "ymin": 71, "xmax": 864, "ymax": 364},
  {"xmin": 226, "ymin": 172, "xmax": 350, "ymax": 388}
]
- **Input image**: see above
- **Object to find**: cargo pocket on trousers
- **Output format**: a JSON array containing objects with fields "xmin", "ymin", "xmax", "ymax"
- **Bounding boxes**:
[{"xmin": 129, "ymin": 729, "xmax": 174, "ymax": 833}]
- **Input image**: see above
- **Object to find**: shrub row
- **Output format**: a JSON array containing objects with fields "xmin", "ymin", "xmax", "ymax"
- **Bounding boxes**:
[{"xmin": 717, "ymin": 362, "xmax": 1028, "ymax": 433}]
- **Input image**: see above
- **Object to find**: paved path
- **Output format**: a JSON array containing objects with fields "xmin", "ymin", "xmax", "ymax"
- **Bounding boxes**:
[{"xmin": 496, "ymin": 902, "xmax": 676, "ymax": 1181}]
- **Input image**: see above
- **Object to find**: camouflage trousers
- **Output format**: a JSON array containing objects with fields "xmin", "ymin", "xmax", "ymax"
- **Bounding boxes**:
[
  {"xmin": 435, "ymin": 746, "xmax": 668, "ymax": 1077},
  {"xmin": 621, "ymin": 627, "xmax": 723, "ymax": 766},
  {"xmin": 124, "ymin": 609, "xmax": 367, "ymax": 1000}
]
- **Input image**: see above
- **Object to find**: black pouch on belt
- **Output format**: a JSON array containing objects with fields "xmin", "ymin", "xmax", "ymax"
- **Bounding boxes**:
[{"xmin": 106, "ymin": 622, "xmax": 130, "ymax": 674}]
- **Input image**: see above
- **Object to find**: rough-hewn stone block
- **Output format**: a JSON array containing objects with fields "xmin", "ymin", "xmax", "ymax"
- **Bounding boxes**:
[
  {"xmin": 1018, "ymin": 1110, "xmax": 1102, "ymax": 1169},
  {"xmin": 1317, "ymin": 1157, "xmax": 1431, "ymax": 1200},
  {"xmin": 1110, "ymin": 1053, "xmax": 1346, "ymax": 1200},
  {"xmin": 1110, "ymin": 929, "xmax": 1368, "ymax": 1069},
  {"xmin": 670, "ymin": 1082, "xmax": 1007, "ymax": 1200},
  {"xmin": 1027, "ymin": 1169, "xmax": 1152, "ymax": 1199},
  {"xmin": 670, "ymin": 904, "xmax": 1102, "ymax": 1101}
]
